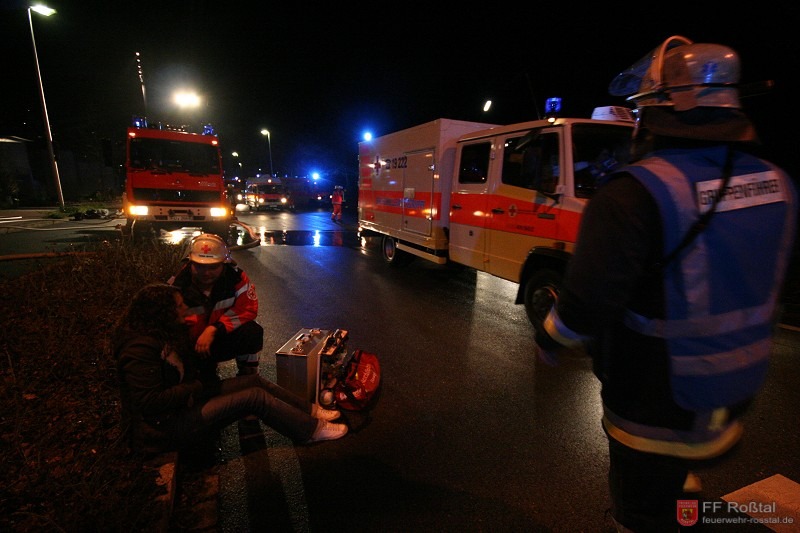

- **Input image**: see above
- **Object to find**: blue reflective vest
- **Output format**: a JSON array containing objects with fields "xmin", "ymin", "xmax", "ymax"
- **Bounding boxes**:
[{"xmin": 620, "ymin": 146, "xmax": 797, "ymax": 410}]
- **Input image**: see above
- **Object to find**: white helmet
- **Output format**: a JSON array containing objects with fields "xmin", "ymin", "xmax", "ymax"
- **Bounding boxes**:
[
  {"xmin": 188, "ymin": 233, "xmax": 231, "ymax": 264},
  {"xmin": 609, "ymin": 36, "xmax": 742, "ymax": 111}
]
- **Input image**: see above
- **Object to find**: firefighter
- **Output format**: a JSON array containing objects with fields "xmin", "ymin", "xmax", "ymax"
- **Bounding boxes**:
[
  {"xmin": 533, "ymin": 36, "xmax": 797, "ymax": 531},
  {"xmin": 331, "ymin": 185, "xmax": 344, "ymax": 222},
  {"xmin": 168, "ymin": 233, "xmax": 263, "ymax": 381}
]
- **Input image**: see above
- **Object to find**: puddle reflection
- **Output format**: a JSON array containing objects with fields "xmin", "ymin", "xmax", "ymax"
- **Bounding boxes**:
[
  {"xmin": 156, "ymin": 225, "xmax": 358, "ymax": 248},
  {"xmin": 258, "ymin": 229, "xmax": 359, "ymax": 247}
]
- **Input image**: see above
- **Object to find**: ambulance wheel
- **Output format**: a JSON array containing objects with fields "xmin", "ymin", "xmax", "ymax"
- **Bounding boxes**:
[
  {"xmin": 523, "ymin": 269, "xmax": 561, "ymax": 332},
  {"xmin": 381, "ymin": 236, "xmax": 413, "ymax": 266}
]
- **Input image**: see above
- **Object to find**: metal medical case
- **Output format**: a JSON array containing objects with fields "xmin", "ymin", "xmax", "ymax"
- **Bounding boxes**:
[{"xmin": 275, "ymin": 328, "xmax": 348, "ymax": 405}]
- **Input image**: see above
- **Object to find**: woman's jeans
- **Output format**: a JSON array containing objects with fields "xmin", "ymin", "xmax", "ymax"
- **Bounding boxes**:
[{"xmin": 173, "ymin": 374, "xmax": 319, "ymax": 446}]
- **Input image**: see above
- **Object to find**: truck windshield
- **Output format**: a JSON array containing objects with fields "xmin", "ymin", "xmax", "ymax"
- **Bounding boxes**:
[
  {"xmin": 129, "ymin": 138, "xmax": 220, "ymax": 174},
  {"xmin": 571, "ymin": 124, "xmax": 633, "ymax": 198},
  {"xmin": 249, "ymin": 184, "xmax": 284, "ymax": 194}
]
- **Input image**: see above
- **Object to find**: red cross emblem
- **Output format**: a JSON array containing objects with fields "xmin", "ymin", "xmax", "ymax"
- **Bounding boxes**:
[{"xmin": 201, "ymin": 243, "xmax": 211, "ymax": 254}]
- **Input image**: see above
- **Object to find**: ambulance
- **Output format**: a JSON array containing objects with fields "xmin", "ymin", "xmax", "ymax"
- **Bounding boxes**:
[{"xmin": 357, "ymin": 103, "xmax": 635, "ymax": 329}]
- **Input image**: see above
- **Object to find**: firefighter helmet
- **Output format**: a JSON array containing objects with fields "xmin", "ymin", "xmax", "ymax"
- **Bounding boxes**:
[
  {"xmin": 188, "ymin": 233, "xmax": 231, "ymax": 264},
  {"xmin": 609, "ymin": 35, "xmax": 742, "ymax": 111}
]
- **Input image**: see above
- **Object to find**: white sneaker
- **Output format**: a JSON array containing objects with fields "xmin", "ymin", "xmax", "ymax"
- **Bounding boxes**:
[
  {"xmin": 311, "ymin": 404, "xmax": 341, "ymax": 421},
  {"xmin": 308, "ymin": 420, "xmax": 348, "ymax": 442}
]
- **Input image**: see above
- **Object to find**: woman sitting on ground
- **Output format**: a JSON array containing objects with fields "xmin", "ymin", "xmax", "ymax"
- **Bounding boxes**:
[{"xmin": 113, "ymin": 282, "xmax": 346, "ymax": 455}]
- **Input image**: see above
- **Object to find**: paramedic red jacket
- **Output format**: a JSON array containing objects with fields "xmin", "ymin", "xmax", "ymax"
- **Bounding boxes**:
[{"xmin": 167, "ymin": 260, "xmax": 259, "ymax": 342}]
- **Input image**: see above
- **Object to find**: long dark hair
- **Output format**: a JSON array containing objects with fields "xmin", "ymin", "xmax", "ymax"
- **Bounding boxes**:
[{"xmin": 112, "ymin": 283, "xmax": 188, "ymax": 350}]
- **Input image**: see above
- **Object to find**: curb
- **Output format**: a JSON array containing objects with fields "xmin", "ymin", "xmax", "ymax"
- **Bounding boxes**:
[
  {"xmin": 0, "ymin": 217, "xmax": 63, "ymax": 234},
  {"xmin": 143, "ymin": 452, "xmax": 179, "ymax": 532}
]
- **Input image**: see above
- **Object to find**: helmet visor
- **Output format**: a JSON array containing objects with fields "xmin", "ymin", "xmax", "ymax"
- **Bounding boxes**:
[{"xmin": 609, "ymin": 35, "xmax": 693, "ymax": 98}]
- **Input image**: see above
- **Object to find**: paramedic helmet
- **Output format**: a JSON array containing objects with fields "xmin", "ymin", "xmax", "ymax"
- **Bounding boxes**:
[
  {"xmin": 609, "ymin": 35, "xmax": 742, "ymax": 111},
  {"xmin": 188, "ymin": 233, "xmax": 232, "ymax": 264}
]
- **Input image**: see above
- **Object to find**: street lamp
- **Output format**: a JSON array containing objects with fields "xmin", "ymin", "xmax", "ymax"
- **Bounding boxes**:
[
  {"xmin": 28, "ymin": 4, "xmax": 64, "ymax": 210},
  {"xmin": 260, "ymin": 129, "xmax": 274, "ymax": 177},
  {"xmin": 231, "ymin": 151, "xmax": 242, "ymax": 174}
]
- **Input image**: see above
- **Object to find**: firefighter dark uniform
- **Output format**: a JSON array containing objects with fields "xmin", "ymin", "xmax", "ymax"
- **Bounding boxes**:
[{"xmin": 534, "ymin": 36, "xmax": 798, "ymax": 532}]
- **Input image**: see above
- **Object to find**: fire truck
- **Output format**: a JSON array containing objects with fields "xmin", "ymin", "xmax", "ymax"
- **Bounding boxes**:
[
  {"xmin": 243, "ymin": 176, "xmax": 318, "ymax": 211},
  {"xmin": 357, "ymin": 104, "xmax": 635, "ymax": 329},
  {"xmin": 244, "ymin": 178, "xmax": 292, "ymax": 211},
  {"xmin": 123, "ymin": 116, "xmax": 234, "ymax": 240}
]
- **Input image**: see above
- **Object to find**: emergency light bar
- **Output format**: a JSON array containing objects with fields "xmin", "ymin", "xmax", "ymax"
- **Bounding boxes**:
[
  {"xmin": 591, "ymin": 106, "xmax": 635, "ymax": 123},
  {"xmin": 130, "ymin": 115, "xmax": 216, "ymax": 134}
]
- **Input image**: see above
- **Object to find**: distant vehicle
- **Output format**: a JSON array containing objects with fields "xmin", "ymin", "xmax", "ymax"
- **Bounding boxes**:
[
  {"xmin": 123, "ymin": 116, "xmax": 233, "ymax": 240},
  {"xmin": 244, "ymin": 180, "xmax": 293, "ymax": 211}
]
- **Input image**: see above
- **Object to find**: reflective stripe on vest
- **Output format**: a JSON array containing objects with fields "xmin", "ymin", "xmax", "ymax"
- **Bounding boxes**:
[{"xmin": 618, "ymin": 147, "xmax": 797, "ymax": 410}]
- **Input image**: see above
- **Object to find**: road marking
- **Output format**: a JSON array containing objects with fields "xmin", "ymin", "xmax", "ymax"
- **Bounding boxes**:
[{"xmin": 722, "ymin": 474, "xmax": 800, "ymax": 531}]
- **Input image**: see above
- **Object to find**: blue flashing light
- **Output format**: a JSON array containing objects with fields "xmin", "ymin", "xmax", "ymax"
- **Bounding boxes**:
[
  {"xmin": 362, "ymin": 131, "xmax": 373, "ymax": 142},
  {"xmin": 132, "ymin": 115, "xmax": 148, "ymax": 128},
  {"xmin": 202, "ymin": 123, "xmax": 215, "ymax": 135},
  {"xmin": 545, "ymin": 97, "xmax": 562, "ymax": 115}
]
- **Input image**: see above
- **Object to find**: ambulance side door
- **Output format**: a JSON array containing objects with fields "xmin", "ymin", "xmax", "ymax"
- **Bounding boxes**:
[
  {"xmin": 484, "ymin": 129, "xmax": 563, "ymax": 281},
  {"xmin": 402, "ymin": 148, "xmax": 435, "ymax": 236},
  {"xmin": 448, "ymin": 139, "xmax": 494, "ymax": 270}
]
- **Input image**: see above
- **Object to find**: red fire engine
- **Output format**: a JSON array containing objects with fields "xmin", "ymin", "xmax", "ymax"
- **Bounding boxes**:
[{"xmin": 123, "ymin": 116, "xmax": 234, "ymax": 240}]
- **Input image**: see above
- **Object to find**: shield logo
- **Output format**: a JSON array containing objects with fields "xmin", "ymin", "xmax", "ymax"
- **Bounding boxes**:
[{"xmin": 677, "ymin": 499, "xmax": 699, "ymax": 526}]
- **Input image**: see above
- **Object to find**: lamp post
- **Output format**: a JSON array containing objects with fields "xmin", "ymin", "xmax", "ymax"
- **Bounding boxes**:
[
  {"xmin": 231, "ymin": 151, "xmax": 242, "ymax": 176},
  {"xmin": 28, "ymin": 4, "xmax": 64, "ymax": 210},
  {"xmin": 135, "ymin": 52, "xmax": 147, "ymax": 115},
  {"xmin": 260, "ymin": 129, "xmax": 274, "ymax": 177}
]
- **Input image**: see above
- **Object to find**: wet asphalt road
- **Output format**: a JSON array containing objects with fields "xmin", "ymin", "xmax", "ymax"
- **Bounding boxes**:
[
  {"xmin": 216, "ymin": 209, "xmax": 799, "ymax": 532},
  {"xmin": 2, "ymin": 206, "xmax": 799, "ymax": 531}
]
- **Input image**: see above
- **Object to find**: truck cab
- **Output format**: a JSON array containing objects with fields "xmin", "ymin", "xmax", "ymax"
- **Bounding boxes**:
[
  {"xmin": 123, "ymin": 117, "xmax": 233, "ymax": 241},
  {"xmin": 245, "ymin": 181, "xmax": 293, "ymax": 211}
]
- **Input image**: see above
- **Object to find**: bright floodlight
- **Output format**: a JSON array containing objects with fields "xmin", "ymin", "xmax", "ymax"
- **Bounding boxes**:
[
  {"xmin": 483, "ymin": 100, "xmax": 492, "ymax": 112},
  {"xmin": 174, "ymin": 91, "xmax": 200, "ymax": 108},
  {"xmin": 363, "ymin": 132, "xmax": 372, "ymax": 142},
  {"xmin": 30, "ymin": 4, "xmax": 56, "ymax": 16}
]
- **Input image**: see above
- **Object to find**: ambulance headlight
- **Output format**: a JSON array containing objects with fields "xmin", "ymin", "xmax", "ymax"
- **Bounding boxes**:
[
  {"xmin": 209, "ymin": 207, "xmax": 228, "ymax": 217},
  {"xmin": 129, "ymin": 205, "xmax": 148, "ymax": 216}
]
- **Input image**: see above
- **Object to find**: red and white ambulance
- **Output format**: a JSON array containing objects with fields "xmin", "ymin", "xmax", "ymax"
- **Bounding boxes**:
[{"xmin": 357, "ymin": 105, "xmax": 635, "ymax": 328}]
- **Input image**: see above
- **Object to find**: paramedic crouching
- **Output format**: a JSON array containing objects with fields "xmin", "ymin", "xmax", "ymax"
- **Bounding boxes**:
[
  {"xmin": 533, "ymin": 36, "xmax": 797, "ymax": 532},
  {"xmin": 114, "ymin": 283, "xmax": 347, "ymax": 455}
]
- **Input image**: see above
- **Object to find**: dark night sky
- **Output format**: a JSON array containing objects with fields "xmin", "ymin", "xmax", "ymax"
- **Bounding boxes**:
[{"xmin": 2, "ymin": 1, "xmax": 799, "ymax": 182}]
